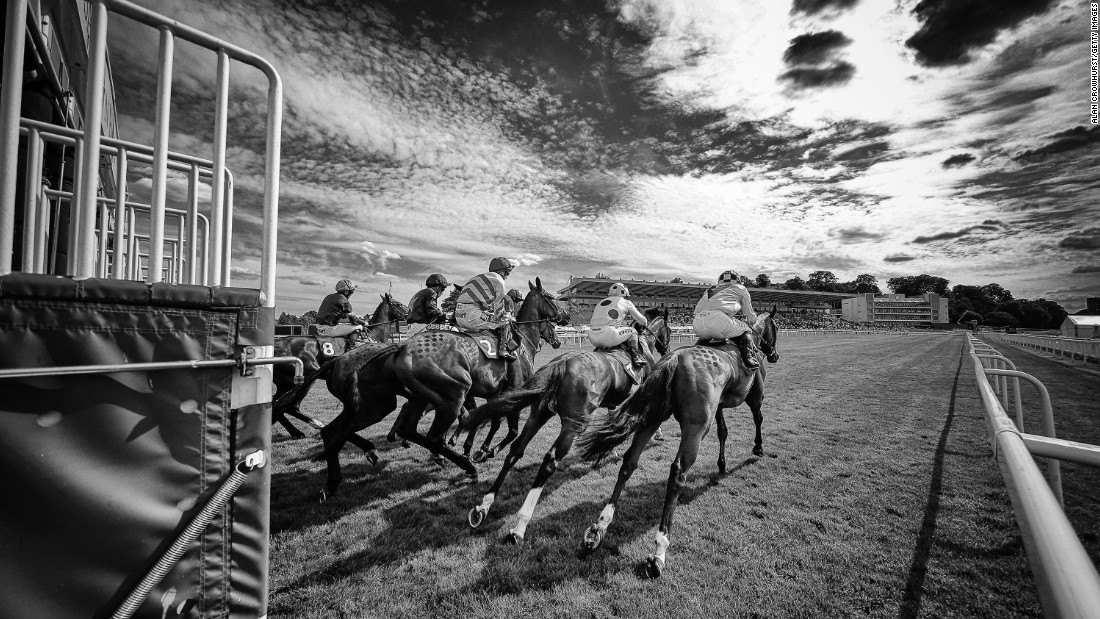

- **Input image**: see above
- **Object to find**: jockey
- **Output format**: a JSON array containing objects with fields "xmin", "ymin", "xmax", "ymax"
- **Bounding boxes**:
[
  {"xmin": 316, "ymin": 279, "xmax": 367, "ymax": 342},
  {"xmin": 406, "ymin": 273, "xmax": 450, "ymax": 337},
  {"xmin": 454, "ymin": 257, "xmax": 518, "ymax": 360},
  {"xmin": 503, "ymin": 288, "xmax": 524, "ymax": 315},
  {"xmin": 588, "ymin": 283, "xmax": 648, "ymax": 367},
  {"xmin": 692, "ymin": 270, "xmax": 761, "ymax": 369}
]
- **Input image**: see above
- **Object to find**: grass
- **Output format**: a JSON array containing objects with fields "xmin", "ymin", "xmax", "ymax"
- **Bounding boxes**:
[{"xmin": 265, "ymin": 333, "xmax": 1099, "ymax": 618}]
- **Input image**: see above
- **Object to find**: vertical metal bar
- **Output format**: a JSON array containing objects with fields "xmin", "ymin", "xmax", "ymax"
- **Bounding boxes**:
[
  {"xmin": 66, "ymin": 138, "xmax": 84, "ymax": 274},
  {"xmin": 147, "ymin": 26, "xmax": 174, "ymax": 282},
  {"xmin": 175, "ymin": 213, "xmax": 184, "ymax": 282},
  {"xmin": 222, "ymin": 170, "xmax": 234, "ymax": 286},
  {"xmin": 21, "ymin": 128, "xmax": 42, "ymax": 271},
  {"xmin": 0, "ymin": 0, "xmax": 29, "ymax": 274},
  {"xmin": 186, "ymin": 163, "xmax": 199, "ymax": 283},
  {"xmin": 208, "ymin": 50, "xmax": 230, "ymax": 285},
  {"xmin": 97, "ymin": 197, "xmax": 109, "ymax": 277},
  {"xmin": 261, "ymin": 76, "xmax": 283, "ymax": 307},
  {"xmin": 199, "ymin": 215, "xmax": 209, "ymax": 285},
  {"xmin": 111, "ymin": 150, "xmax": 128, "ymax": 278},
  {"xmin": 34, "ymin": 170, "xmax": 50, "ymax": 272},
  {"xmin": 74, "ymin": 0, "xmax": 110, "ymax": 278}
]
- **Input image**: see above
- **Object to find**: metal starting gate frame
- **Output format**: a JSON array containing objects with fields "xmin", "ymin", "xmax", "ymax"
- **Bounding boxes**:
[{"xmin": 1, "ymin": 1, "xmax": 296, "ymax": 617}]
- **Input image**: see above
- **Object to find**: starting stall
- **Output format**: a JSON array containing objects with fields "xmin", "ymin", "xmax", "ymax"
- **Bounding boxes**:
[{"xmin": 0, "ymin": 1, "xmax": 293, "ymax": 617}]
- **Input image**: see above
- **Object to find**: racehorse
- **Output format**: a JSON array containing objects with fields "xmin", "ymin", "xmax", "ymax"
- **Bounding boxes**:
[
  {"xmin": 272, "ymin": 293, "xmax": 407, "ymax": 439},
  {"xmin": 313, "ymin": 278, "xmax": 568, "ymax": 500},
  {"xmin": 575, "ymin": 305, "xmax": 780, "ymax": 577},
  {"xmin": 643, "ymin": 306, "xmax": 672, "ymax": 355},
  {"xmin": 464, "ymin": 317, "xmax": 667, "ymax": 543}
]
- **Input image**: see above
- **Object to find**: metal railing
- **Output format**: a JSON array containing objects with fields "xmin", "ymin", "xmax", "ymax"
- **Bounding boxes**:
[
  {"xmin": 987, "ymin": 332, "xmax": 1100, "ymax": 365},
  {"xmin": 1, "ymin": 0, "xmax": 282, "ymax": 306},
  {"xmin": 964, "ymin": 333, "xmax": 1100, "ymax": 618}
]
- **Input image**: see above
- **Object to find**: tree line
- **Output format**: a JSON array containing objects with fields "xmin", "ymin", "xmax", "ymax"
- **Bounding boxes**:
[{"xmin": 747, "ymin": 271, "xmax": 1066, "ymax": 329}]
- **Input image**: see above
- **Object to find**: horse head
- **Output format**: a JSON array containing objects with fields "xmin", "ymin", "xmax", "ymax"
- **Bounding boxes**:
[
  {"xmin": 760, "ymin": 304, "xmax": 780, "ymax": 363},
  {"xmin": 518, "ymin": 277, "xmax": 570, "ymax": 349},
  {"xmin": 380, "ymin": 292, "xmax": 409, "ymax": 322}
]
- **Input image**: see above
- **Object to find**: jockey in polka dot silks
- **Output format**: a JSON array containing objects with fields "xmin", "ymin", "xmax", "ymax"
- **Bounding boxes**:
[
  {"xmin": 692, "ymin": 269, "xmax": 762, "ymax": 369},
  {"xmin": 454, "ymin": 257, "xmax": 518, "ymax": 360},
  {"xmin": 588, "ymin": 282, "xmax": 649, "ymax": 367}
]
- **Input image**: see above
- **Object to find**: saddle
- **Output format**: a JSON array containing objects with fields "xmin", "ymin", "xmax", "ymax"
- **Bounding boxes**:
[
  {"xmin": 306, "ymin": 324, "xmax": 364, "ymax": 358},
  {"xmin": 593, "ymin": 346, "xmax": 639, "ymax": 384},
  {"xmin": 444, "ymin": 329, "xmax": 508, "ymax": 360}
]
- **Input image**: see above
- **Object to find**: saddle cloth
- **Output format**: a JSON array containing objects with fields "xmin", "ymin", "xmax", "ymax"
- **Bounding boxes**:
[
  {"xmin": 593, "ymin": 346, "xmax": 638, "ymax": 384},
  {"xmin": 464, "ymin": 330, "xmax": 505, "ymax": 359}
]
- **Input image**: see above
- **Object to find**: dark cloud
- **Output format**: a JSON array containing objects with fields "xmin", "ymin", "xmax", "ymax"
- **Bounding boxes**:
[
  {"xmin": 981, "ymin": 219, "xmax": 1004, "ymax": 226},
  {"xmin": 1014, "ymin": 126, "xmax": 1100, "ymax": 164},
  {"xmin": 884, "ymin": 254, "xmax": 917, "ymax": 262},
  {"xmin": 834, "ymin": 141, "xmax": 889, "ymax": 162},
  {"xmin": 911, "ymin": 224, "xmax": 999, "ymax": 244},
  {"xmin": 997, "ymin": 86, "xmax": 1056, "ymax": 109},
  {"xmin": 941, "ymin": 153, "xmax": 975, "ymax": 168},
  {"xmin": 829, "ymin": 227, "xmax": 886, "ymax": 242},
  {"xmin": 905, "ymin": 0, "xmax": 1058, "ymax": 67},
  {"xmin": 1072, "ymin": 265, "xmax": 1100, "ymax": 273},
  {"xmin": 783, "ymin": 31, "xmax": 852, "ymax": 66},
  {"xmin": 791, "ymin": 0, "xmax": 860, "ymax": 16},
  {"xmin": 779, "ymin": 62, "xmax": 856, "ymax": 88},
  {"xmin": 1059, "ymin": 228, "xmax": 1100, "ymax": 251}
]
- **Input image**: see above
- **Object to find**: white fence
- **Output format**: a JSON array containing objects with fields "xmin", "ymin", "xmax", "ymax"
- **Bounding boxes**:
[
  {"xmin": 986, "ymin": 333, "xmax": 1100, "ymax": 364},
  {"xmin": 965, "ymin": 334, "xmax": 1100, "ymax": 618}
]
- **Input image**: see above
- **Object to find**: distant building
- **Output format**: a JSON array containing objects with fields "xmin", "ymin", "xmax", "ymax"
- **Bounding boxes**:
[
  {"xmin": 1075, "ymin": 297, "xmax": 1100, "ymax": 316},
  {"xmin": 1060, "ymin": 315, "xmax": 1100, "ymax": 338},
  {"xmin": 841, "ymin": 292, "xmax": 949, "ymax": 325},
  {"xmin": 557, "ymin": 276, "xmax": 854, "ymax": 323}
]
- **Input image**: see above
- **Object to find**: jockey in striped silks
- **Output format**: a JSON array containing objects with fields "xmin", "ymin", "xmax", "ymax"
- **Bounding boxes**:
[{"xmin": 454, "ymin": 257, "xmax": 518, "ymax": 360}]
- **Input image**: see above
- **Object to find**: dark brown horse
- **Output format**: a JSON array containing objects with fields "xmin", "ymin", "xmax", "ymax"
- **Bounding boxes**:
[
  {"xmin": 272, "ymin": 293, "xmax": 407, "ymax": 439},
  {"xmin": 463, "ymin": 318, "xmax": 667, "ymax": 543},
  {"xmin": 575, "ymin": 306, "xmax": 780, "ymax": 577},
  {"xmin": 314, "ymin": 278, "xmax": 568, "ymax": 500}
]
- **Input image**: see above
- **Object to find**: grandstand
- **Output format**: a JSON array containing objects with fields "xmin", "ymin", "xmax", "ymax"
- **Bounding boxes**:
[{"xmin": 558, "ymin": 276, "xmax": 855, "ymax": 324}]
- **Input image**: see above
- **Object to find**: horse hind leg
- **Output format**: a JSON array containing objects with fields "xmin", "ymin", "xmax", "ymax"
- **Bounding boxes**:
[
  {"xmin": 646, "ymin": 421, "xmax": 706, "ymax": 578},
  {"xmin": 715, "ymin": 408, "xmax": 728, "ymax": 473},
  {"xmin": 583, "ymin": 417, "xmax": 665, "ymax": 552},
  {"xmin": 747, "ymin": 383, "xmax": 765, "ymax": 457},
  {"xmin": 506, "ymin": 414, "xmax": 580, "ymax": 544},
  {"xmin": 468, "ymin": 401, "xmax": 556, "ymax": 531}
]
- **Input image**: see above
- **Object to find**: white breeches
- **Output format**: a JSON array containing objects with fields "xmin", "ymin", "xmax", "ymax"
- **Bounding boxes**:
[
  {"xmin": 588, "ymin": 325, "xmax": 635, "ymax": 348},
  {"xmin": 693, "ymin": 311, "xmax": 750, "ymax": 339}
]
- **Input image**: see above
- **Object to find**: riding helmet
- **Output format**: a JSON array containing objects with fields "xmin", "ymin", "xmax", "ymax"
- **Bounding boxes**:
[
  {"xmin": 425, "ymin": 273, "xmax": 448, "ymax": 287},
  {"xmin": 489, "ymin": 257, "xmax": 514, "ymax": 272},
  {"xmin": 609, "ymin": 283, "xmax": 630, "ymax": 297},
  {"xmin": 335, "ymin": 278, "xmax": 357, "ymax": 292},
  {"xmin": 718, "ymin": 270, "xmax": 739, "ymax": 284}
]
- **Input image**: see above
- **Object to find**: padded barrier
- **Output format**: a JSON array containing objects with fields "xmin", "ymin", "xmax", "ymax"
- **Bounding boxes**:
[{"xmin": 0, "ymin": 274, "xmax": 273, "ymax": 619}]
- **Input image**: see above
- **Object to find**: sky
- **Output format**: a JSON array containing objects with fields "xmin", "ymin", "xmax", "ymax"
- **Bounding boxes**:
[{"xmin": 106, "ymin": 0, "xmax": 1100, "ymax": 316}]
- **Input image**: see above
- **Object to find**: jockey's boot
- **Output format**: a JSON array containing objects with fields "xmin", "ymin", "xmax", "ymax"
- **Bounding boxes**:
[
  {"xmin": 625, "ymin": 334, "xmax": 647, "ymax": 367},
  {"xmin": 497, "ymin": 324, "xmax": 518, "ymax": 360},
  {"xmin": 734, "ymin": 333, "xmax": 761, "ymax": 369}
]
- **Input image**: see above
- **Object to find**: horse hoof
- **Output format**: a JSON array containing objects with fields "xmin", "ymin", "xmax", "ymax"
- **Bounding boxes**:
[
  {"xmin": 365, "ymin": 451, "xmax": 379, "ymax": 467},
  {"xmin": 386, "ymin": 432, "xmax": 397, "ymax": 443},
  {"xmin": 468, "ymin": 507, "xmax": 487, "ymax": 529},
  {"xmin": 644, "ymin": 555, "xmax": 665, "ymax": 578},
  {"xmin": 401, "ymin": 440, "xmax": 411, "ymax": 449},
  {"xmin": 505, "ymin": 531, "xmax": 524, "ymax": 545},
  {"xmin": 718, "ymin": 461, "xmax": 727, "ymax": 474},
  {"xmin": 318, "ymin": 489, "xmax": 330, "ymax": 504},
  {"xmin": 471, "ymin": 449, "xmax": 492, "ymax": 464},
  {"xmin": 583, "ymin": 526, "xmax": 604, "ymax": 551},
  {"xmin": 752, "ymin": 447, "xmax": 764, "ymax": 457}
]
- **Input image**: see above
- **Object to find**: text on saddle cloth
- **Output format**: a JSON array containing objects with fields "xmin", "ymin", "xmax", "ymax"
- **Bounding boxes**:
[{"xmin": 417, "ymin": 329, "xmax": 509, "ymax": 360}]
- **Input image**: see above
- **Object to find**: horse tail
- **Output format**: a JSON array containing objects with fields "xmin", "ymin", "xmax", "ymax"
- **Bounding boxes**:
[
  {"xmin": 461, "ymin": 359, "xmax": 565, "ymax": 432},
  {"xmin": 575, "ymin": 353, "xmax": 679, "ymax": 465}
]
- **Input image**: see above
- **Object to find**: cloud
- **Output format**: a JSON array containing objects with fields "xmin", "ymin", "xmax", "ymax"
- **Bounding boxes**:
[
  {"xmin": 1071, "ymin": 265, "xmax": 1100, "ymax": 273},
  {"xmin": 829, "ymin": 226, "xmax": 886, "ymax": 243},
  {"xmin": 509, "ymin": 254, "xmax": 543, "ymax": 268},
  {"xmin": 905, "ymin": 0, "xmax": 1058, "ymax": 67},
  {"xmin": 299, "ymin": 278, "xmax": 325, "ymax": 286},
  {"xmin": 1014, "ymin": 126, "xmax": 1100, "ymax": 164},
  {"xmin": 230, "ymin": 265, "xmax": 260, "ymax": 279},
  {"xmin": 884, "ymin": 253, "xmax": 918, "ymax": 263},
  {"xmin": 359, "ymin": 241, "xmax": 402, "ymax": 269},
  {"xmin": 791, "ymin": 0, "xmax": 860, "ymax": 16},
  {"xmin": 779, "ymin": 62, "xmax": 856, "ymax": 88},
  {"xmin": 783, "ymin": 31, "xmax": 853, "ymax": 66},
  {"xmin": 941, "ymin": 153, "xmax": 975, "ymax": 168},
  {"xmin": 1059, "ymin": 228, "xmax": 1100, "ymax": 251},
  {"xmin": 912, "ymin": 224, "xmax": 1000, "ymax": 244}
]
